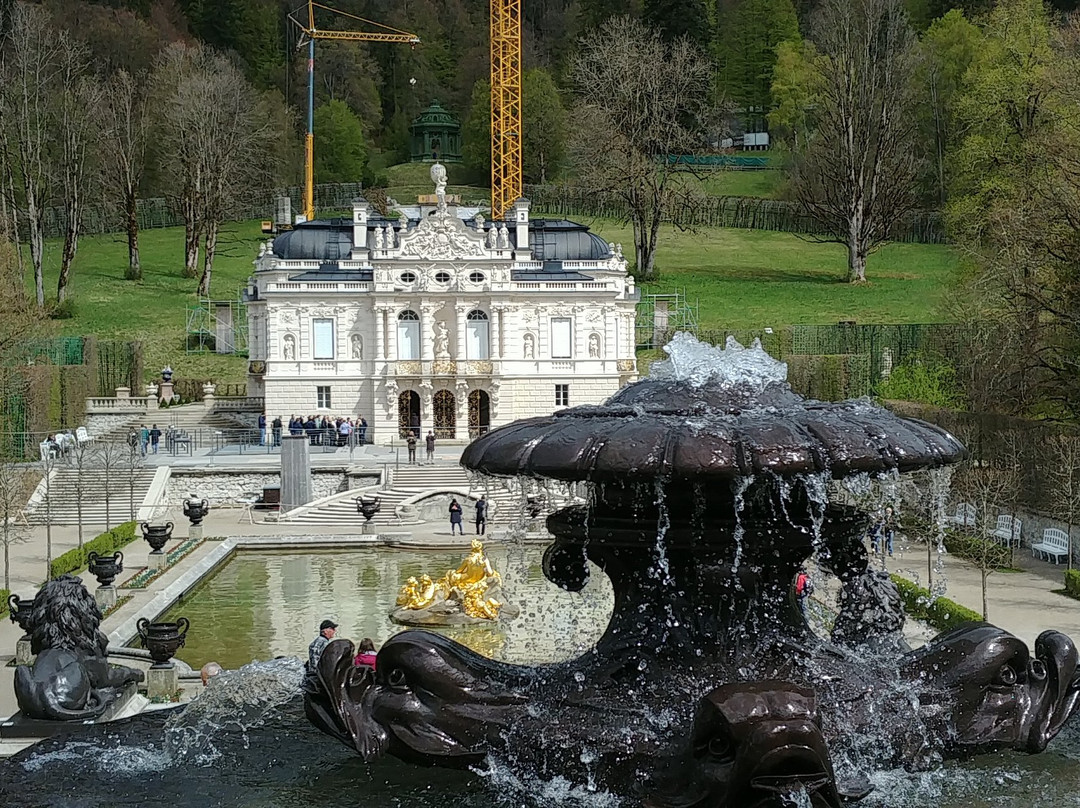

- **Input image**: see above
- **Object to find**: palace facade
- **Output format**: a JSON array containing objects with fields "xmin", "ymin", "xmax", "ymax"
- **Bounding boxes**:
[{"xmin": 245, "ymin": 172, "xmax": 639, "ymax": 444}]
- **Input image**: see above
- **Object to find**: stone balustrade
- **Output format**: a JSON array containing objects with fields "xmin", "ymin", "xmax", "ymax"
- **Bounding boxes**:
[
  {"xmin": 212, "ymin": 396, "xmax": 266, "ymax": 412},
  {"xmin": 85, "ymin": 396, "xmax": 151, "ymax": 414}
]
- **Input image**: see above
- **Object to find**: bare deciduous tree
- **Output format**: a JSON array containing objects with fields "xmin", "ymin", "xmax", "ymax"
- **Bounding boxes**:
[
  {"xmin": 0, "ymin": 461, "xmax": 31, "ymax": 591},
  {"xmin": 569, "ymin": 16, "xmax": 716, "ymax": 281},
  {"xmin": 100, "ymin": 69, "xmax": 150, "ymax": 281},
  {"xmin": 151, "ymin": 43, "xmax": 283, "ymax": 294},
  {"xmin": 788, "ymin": 0, "xmax": 922, "ymax": 283},
  {"xmin": 1046, "ymin": 435, "xmax": 1080, "ymax": 571}
]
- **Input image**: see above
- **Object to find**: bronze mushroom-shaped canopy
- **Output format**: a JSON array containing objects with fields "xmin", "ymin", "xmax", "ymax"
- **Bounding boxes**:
[{"xmin": 462, "ymin": 337, "xmax": 965, "ymax": 483}]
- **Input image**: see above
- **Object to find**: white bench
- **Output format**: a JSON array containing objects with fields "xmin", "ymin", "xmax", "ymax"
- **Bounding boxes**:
[
  {"xmin": 1032, "ymin": 528, "xmax": 1071, "ymax": 564},
  {"xmin": 947, "ymin": 502, "xmax": 976, "ymax": 529},
  {"xmin": 991, "ymin": 514, "xmax": 1022, "ymax": 548},
  {"xmin": 75, "ymin": 426, "xmax": 96, "ymax": 445}
]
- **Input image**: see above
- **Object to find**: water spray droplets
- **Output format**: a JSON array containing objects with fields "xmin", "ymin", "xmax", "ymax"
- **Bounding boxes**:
[{"xmin": 650, "ymin": 332, "xmax": 788, "ymax": 391}]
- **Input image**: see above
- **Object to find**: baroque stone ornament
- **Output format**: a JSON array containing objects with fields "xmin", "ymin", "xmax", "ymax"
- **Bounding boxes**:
[
  {"xmin": 136, "ymin": 618, "xmax": 190, "ymax": 668},
  {"xmin": 397, "ymin": 208, "xmax": 487, "ymax": 261},
  {"xmin": 304, "ymin": 334, "xmax": 1080, "ymax": 803},
  {"xmin": 14, "ymin": 575, "xmax": 144, "ymax": 720}
]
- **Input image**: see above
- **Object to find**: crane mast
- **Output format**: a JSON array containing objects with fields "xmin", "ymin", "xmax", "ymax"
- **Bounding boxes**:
[
  {"xmin": 490, "ymin": 0, "xmax": 522, "ymax": 222},
  {"xmin": 289, "ymin": 1, "xmax": 419, "ymax": 222}
]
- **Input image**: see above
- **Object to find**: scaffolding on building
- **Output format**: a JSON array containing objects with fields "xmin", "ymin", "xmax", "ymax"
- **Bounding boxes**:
[
  {"xmin": 186, "ymin": 296, "xmax": 249, "ymax": 355},
  {"xmin": 635, "ymin": 290, "xmax": 699, "ymax": 350}
]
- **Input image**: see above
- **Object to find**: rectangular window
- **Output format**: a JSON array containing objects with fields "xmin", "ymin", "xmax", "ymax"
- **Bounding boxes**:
[
  {"xmin": 554, "ymin": 384, "xmax": 569, "ymax": 408},
  {"xmin": 551, "ymin": 318, "xmax": 572, "ymax": 359},
  {"xmin": 313, "ymin": 318, "xmax": 335, "ymax": 359},
  {"xmin": 317, "ymin": 386, "xmax": 332, "ymax": 409}
]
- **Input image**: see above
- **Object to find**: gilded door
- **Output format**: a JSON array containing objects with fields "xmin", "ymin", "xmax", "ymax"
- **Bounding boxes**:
[
  {"xmin": 433, "ymin": 390, "xmax": 456, "ymax": 439},
  {"xmin": 398, "ymin": 391, "xmax": 420, "ymax": 438},
  {"xmin": 468, "ymin": 390, "xmax": 490, "ymax": 438}
]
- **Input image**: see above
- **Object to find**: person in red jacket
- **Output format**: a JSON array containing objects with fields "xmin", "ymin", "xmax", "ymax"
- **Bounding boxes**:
[{"xmin": 354, "ymin": 637, "xmax": 377, "ymax": 670}]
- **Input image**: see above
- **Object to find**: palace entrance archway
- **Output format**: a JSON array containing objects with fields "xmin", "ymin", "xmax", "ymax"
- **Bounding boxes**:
[
  {"xmin": 398, "ymin": 391, "xmax": 420, "ymax": 438},
  {"xmin": 468, "ymin": 390, "xmax": 490, "ymax": 438},
  {"xmin": 433, "ymin": 390, "xmax": 456, "ymax": 439}
]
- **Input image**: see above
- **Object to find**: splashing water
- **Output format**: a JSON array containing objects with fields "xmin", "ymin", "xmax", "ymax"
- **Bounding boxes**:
[
  {"xmin": 650, "ymin": 332, "xmax": 788, "ymax": 390},
  {"xmin": 165, "ymin": 657, "xmax": 305, "ymax": 765},
  {"xmin": 473, "ymin": 755, "xmax": 624, "ymax": 808}
]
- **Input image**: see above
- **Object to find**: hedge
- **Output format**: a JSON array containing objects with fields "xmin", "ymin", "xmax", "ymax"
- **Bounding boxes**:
[
  {"xmin": 1065, "ymin": 569, "xmax": 1080, "ymax": 601},
  {"xmin": 891, "ymin": 574, "xmax": 984, "ymax": 632},
  {"xmin": 0, "ymin": 588, "xmax": 9, "ymax": 619},
  {"xmin": 942, "ymin": 530, "xmax": 1013, "ymax": 569},
  {"xmin": 49, "ymin": 521, "xmax": 138, "ymax": 580}
]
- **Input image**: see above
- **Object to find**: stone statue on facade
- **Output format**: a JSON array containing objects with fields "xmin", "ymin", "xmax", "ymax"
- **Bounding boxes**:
[
  {"xmin": 434, "ymin": 322, "xmax": 450, "ymax": 360},
  {"xmin": 523, "ymin": 333, "xmax": 535, "ymax": 359},
  {"xmin": 283, "ymin": 334, "xmax": 296, "ymax": 360},
  {"xmin": 383, "ymin": 224, "xmax": 395, "ymax": 249},
  {"xmin": 589, "ymin": 333, "xmax": 601, "ymax": 358},
  {"xmin": 373, "ymin": 227, "xmax": 385, "ymax": 250},
  {"xmin": 351, "ymin": 334, "xmax": 363, "ymax": 360},
  {"xmin": 497, "ymin": 224, "xmax": 510, "ymax": 250}
]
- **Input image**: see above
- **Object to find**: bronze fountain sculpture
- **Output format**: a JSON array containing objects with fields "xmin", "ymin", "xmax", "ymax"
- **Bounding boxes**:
[{"xmin": 304, "ymin": 335, "xmax": 1080, "ymax": 806}]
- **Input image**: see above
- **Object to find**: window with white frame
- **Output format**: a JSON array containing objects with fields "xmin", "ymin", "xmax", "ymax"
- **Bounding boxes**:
[
  {"xmin": 397, "ymin": 310, "xmax": 420, "ymax": 360},
  {"xmin": 550, "ymin": 318, "xmax": 572, "ymax": 359},
  {"xmin": 466, "ymin": 310, "xmax": 489, "ymax": 360},
  {"xmin": 317, "ymin": 386, "xmax": 332, "ymax": 408},
  {"xmin": 554, "ymin": 384, "xmax": 569, "ymax": 407},
  {"xmin": 312, "ymin": 318, "xmax": 335, "ymax": 359}
]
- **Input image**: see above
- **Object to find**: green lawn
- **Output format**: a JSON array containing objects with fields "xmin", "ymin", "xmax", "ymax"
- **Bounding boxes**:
[
  {"xmin": 28, "ymin": 215, "xmax": 959, "ymax": 385},
  {"xmin": 697, "ymin": 169, "xmax": 785, "ymax": 199},
  {"xmin": 32, "ymin": 222, "xmax": 262, "ymax": 383},
  {"xmin": 579, "ymin": 221, "xmax": 960, "ymax": 328}
]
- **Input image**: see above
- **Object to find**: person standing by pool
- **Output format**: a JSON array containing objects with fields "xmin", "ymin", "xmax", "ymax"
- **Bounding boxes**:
[
  {"xmin": 475, "ymin": 496, "xmax": 487, "ymax": 535},
  {"xmin": 449, "ymin": 498, "xmax": 464, "ymax": 535}
]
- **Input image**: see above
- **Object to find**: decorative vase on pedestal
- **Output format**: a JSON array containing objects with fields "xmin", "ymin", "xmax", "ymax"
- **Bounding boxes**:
[
  {"xmin": 141, "ymin": 521, "xmax": 174, "ymax": 554},
  {"xmin": 136, "ymin": 617, "xmax": 190, "ymax": 668}
]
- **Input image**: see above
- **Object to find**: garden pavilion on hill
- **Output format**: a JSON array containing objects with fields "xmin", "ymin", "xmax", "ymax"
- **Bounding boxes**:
[{"xmin": 410, "ymin": 101, "xmax": 462, "ymax": 163}]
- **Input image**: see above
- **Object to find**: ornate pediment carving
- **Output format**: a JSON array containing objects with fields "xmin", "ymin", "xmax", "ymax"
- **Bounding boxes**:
[{"xmin": 397, "ymin": 209, "xmax": 488, "ymax": 261}]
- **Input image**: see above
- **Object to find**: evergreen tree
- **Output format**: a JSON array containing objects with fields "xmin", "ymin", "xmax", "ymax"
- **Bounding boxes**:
[
  {"xmin": 460, "ymin": 80, "xmax": 491, "ymax": 184},
  {"xmin": 524, "ymin": 69, "xmax": 568, "ymax": 184},
  {"xmin": 716, "ymin": 0, "xmax": 800, "ymax": 122},
  {"xmin": 643, "ymin": 0, "xmax": 711, "ymax": 48},
  {"xmin": 313, "ymin": 100, "xmax": 368, "ymax": 183}
]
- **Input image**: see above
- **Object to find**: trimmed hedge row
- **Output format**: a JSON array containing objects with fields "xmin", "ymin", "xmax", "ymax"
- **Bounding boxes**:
[
  {"xmin": 1065, "ymin": 569, "xmax": 1080, "ymax": 600},
  {"xmin": 942, "ymin": 530, "xmax": 1013, "ymax": 569},
  {"xmin": 891, "ymin": 574, "xmax": 984, "ymax": 632},
  {"xmin": 49, "ymin": 521, "xmax": 138, "ymax": 580},
  {"xmin": 0, "ymin": 588, "xmax": 9, "ymax": 618}
]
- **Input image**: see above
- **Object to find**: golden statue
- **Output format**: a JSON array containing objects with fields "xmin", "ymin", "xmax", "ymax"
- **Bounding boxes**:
[{"xmin": 391, "ymin": 539, "xmax": 514, "ymax": 624}]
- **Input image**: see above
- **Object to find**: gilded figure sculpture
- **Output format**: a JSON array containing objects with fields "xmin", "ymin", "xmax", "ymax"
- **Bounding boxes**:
[{"xmin": 390, "ymin": 539, "xmax": 516, "ymax": 626}]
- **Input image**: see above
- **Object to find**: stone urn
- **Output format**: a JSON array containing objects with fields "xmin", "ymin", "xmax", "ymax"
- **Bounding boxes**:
[
  {"xmin": 183, "ymin": 495, "xmax": 210, "ymax": 526},
  {"xmin": 137, "ymin": 617, "xmax": 190, "ymax": 668},
  {"xmin": 356, "ymin": 495, "xmax": 381, "ymax": 523},
  {"xmin": 87, "ymin": 551, "xmax": 124, "ymax": 587},
  {"xmin": 141, "ymin": 521, "xmax": 174, "ymax": 554},
  {"xmin": 8, "ymin": 594, "xmax": 35, "ymax": 639}
]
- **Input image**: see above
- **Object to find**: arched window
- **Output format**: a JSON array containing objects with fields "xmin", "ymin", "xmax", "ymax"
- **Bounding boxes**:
[
  {"xmin": 397, "ymin": 310, "xmax": 420, "ymax": 360},
  {"xmin": 466, "ymin": 309, "xmax": 489, "ymax": 360}
]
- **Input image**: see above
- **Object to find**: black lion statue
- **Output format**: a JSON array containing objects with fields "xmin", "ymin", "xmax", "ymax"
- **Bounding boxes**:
[{"xmin": 14, "ymin": 574, "xmax": 144, "ymax": 721}]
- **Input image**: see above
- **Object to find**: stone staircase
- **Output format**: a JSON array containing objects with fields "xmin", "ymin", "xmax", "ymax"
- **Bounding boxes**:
[
  {"xmin": 274, "ymin": 464, "xmax": 548, "ymax": 527},
  {"xmin": 24, "ymin": 466, "xmax": 159, "ymax": 526}
]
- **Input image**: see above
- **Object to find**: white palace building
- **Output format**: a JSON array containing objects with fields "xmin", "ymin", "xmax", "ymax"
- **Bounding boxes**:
[{"xmin": 245, "ymin": 167, "xmax": 639, "ymax": 443}]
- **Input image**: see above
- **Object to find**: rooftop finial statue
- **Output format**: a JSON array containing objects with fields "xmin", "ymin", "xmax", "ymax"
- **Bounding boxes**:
[{"xmin": 430, "ymin": 162, "xmax": 448, "ymax": 205}]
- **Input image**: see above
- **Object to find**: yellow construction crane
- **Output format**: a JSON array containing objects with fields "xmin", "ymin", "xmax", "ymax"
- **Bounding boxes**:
[
  {"xmin": 288, "ymin": 1, "xmax": 419, "ymax": 222},
  {"xmin": 490, "ymin": 0, "xmax": 522, "ymax": 221}
]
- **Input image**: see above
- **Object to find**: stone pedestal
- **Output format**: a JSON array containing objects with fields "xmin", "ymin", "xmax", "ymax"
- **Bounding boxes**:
[
  {"xmin": 280, "ymin": 435, "xmax": 312, "ymax": 513},
  {"xmin": 95, "ymin": 586, "xmax": 118, "ymax": 612},
  {"xmin": 148, "ymin": 551, "xmax": 168, "ymax": 570},
  {"xmin": 189, "ymin": 524, "xmax": 203, "ymax": 541},
  {"xmin": 15, "ymin": 638, "xmax": 33, "ymax": 666},
  {"xmin": 147, "ymin": 664, "xmax": 179, "ymax": 701},
  {"xmin": 159, "ymin": 380, "xmax": 174, "ymax": 404}
]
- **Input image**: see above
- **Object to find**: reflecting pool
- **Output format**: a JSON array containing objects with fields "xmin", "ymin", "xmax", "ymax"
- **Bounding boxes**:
[{"xmin": 159, "ymin": 545, "xmax": 614, "ymax": 670}]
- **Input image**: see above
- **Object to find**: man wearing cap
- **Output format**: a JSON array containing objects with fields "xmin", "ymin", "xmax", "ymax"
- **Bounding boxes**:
[{"xmin": 307, "ymin": 619, "xmax": 338, "ymax": 675}]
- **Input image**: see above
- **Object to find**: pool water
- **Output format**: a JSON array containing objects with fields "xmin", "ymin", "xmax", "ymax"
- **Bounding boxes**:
[{"xmin": 159, "ymin": 545, "xmax": 615, "ymax": 670}]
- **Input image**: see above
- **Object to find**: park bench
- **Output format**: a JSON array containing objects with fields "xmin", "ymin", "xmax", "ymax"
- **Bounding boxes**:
[
  {"xmin": 1031, "ymin": 528, "xmax": 1071, "ymax": 564},
  {"xmin": 991, "ymin": 514, "xmax": 1022, "ymax": 548},
  {"xmin": 947, "ymin": 502, "xmax": 976, "ymax": 530},
  {"xmin": 75, "ymin": 426, "xmax": 95, "ymax": 445}
]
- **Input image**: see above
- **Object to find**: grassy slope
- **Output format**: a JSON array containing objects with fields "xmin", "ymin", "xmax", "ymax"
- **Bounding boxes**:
[
  {"xmin": 29, "ymin": 213, "xmax": 959, "ymax": 385},
  {"xmin": 576, "ymin": 220, "xmax": 959, "ymax": 328},
  {"xmin": 31, "ymin": 221, "xmax": 263, "ymax": 382}
]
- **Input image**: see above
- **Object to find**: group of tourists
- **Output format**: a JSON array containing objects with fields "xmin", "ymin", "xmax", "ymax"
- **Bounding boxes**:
[
  {"xmin": 258, "ymin": 414, "xmax": 369, "ymax": 447},
  {"xmin": 405, "ymin": 430, "xmax": 438, "ymax": 464},
  {"xmin": 306, "ymin": 620, "xmax": 378, "ymax": 685},
  {"xmin": 448, "ymin": 495, "xmax": 487, "ymax": 536},
  {"xmin": 126, "ymin": 424, "xmax": 163, "ymax": 456}
]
